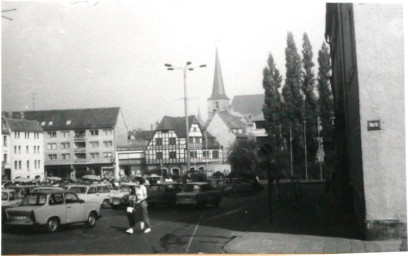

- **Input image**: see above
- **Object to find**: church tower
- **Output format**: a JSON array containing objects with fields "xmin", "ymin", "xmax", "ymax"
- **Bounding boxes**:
[{"xmin": 207, "ymin": 49, "xmax": 230, "ymax": 119}]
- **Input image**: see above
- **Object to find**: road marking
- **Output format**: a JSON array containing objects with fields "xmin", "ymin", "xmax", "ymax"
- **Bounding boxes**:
[{"xmin": 185, "ymin": 211, "xmax": 205, "ymax": 253}]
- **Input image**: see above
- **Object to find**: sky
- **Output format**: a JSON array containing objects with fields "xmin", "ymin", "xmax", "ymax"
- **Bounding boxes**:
[{"xmin": 2, "ymin": 0, "xmax": 327, "ymax": 130}]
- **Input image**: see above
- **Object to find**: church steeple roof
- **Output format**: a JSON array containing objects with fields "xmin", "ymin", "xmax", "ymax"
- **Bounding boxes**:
[{"xmin": 208, "ymin": 49, "xmax": 229, "ymax": 101}]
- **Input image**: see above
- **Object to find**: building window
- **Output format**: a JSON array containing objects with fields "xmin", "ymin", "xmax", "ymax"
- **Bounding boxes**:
[
  {"xmin": 47, "ymin": 132, "xmax": 57, "ymax": 138},
  {"xmin": 169, "ymin": 151, "xmax": 177, "ymax": 159},
  {"xmin": 90, "ymin": 141, "xmax": 99, "ymax": 148},
  {"xmin": 26, "ymin": 146, "xmax": 29, "ymax": 153},
  {"xmin": 103, "ymin": 129, "xmax": 113, "ymax": 136},
  {"xmin": 61, "ymin": 154, "xmax": 70, "ymax": 160},
  {"xmin": 189, "ymin": 137, "xmax": 194, "ymax": 144},
  {"xmin": 18, "ymin": 161, "xmax": 22, "ymax": 169},
  {"xmin": 195, "ymin": 137, "xmax": 201, "ymax": 144},
  {"xmin": 34, "ymin": 132, "xmax": 40, "ymax": 139},
  {"xmin": 103, "ymin": 152, "xmax": 113, "ymax": 159},
  {"xmin": 14, "ymin": 161, "xmax": 17, "ymax": 170},
  {"xmin": 190, "ymin": 151, "xmax": 197, "ymax": 159},
  {"xmin": 90, "ymin": 129, "xmax": 99, "ymax": 136},
  {"xmin": 14, "ymin": 146, "xmax": 17, "ymax": 154},
  {"xmin": 48, "ymin": 154, "xmax": 57, "ymax": 160},
  {"xmin": 169, "ymin": 138, "xmax": 176, "ymax": 146},
  {"xmin": 27, "ymin": 160, "xmax": 30, "ymax": 171},
  {"xmin": 90, "ymin": 153, "xmax": 100, "ymax": 159},
  {"xmin": 61, "ymin": 131, "xmax": 70, "ymax": 138},
  {"xmin": 14, "ymin": 131, "xmax": 20, "ymax": 139},
  {"xmin": 25, "ymin": 132, "xmax": 30, "ymax": 139},
  {"xmin": 60, "ymin": 142, "xmax": 70, "ymax": 149},
  {"xmin": 38, "ymin": 160, "xmax": 41, "ymax": 168},
  {"xmin": 18, "ymin": 146, "xmax": 21, "ymax": 154},
  {"xmin": 4, "ymin": 154, "xmax": 7, "ymax": 164},
  {"xmin": 156, "ymin": 138, "xmax": 163, "ymax": 146},
  {"xmin": 203, "ymin": 151, "xmax": 209, "ymax": 158},
  {"xmin": 3, "ymin": 136, "xmax": 7, "ymax": 147},
  {"xmin": 103, "ymin": 141, "xmax": 113, "ymax": 147},
  {"xmin": 156, "ymin": 152, "xmax": 163, "ymax": 160},
  {"xmin": 47, "ymin": 143, "xmax": 57, "ymax": 150},
  {"xmin": 212, "ymin": 150, "xmax": 219, "ymax": 159}
]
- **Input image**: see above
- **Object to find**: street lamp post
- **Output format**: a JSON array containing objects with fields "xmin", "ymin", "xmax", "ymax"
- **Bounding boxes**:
[{"xmin": 165, "ymin": 62, "xmax": 206, "ymax": 175}]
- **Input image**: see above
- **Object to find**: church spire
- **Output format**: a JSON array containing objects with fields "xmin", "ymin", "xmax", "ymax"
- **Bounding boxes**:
[{"xmin": 208, "ymin": 48, "xmax": 229, "ymax": 100}]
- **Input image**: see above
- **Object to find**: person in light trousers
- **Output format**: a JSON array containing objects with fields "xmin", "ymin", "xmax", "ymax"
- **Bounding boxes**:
[{"xmin": 134, "ymin": 177, "xmax": 150, "ymax": 233}]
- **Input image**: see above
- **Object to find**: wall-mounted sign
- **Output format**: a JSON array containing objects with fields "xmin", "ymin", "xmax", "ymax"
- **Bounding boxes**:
[{"xmin": 367, "ymin": 120, "xmax": 381, "ymax": 131}]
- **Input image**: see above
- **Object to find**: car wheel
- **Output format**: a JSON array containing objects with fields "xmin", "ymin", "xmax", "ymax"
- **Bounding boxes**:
[
  {"xmin": 102, "ymin": 199, "xmax": 110, "ymax": 209},
  {"xmin": 46, "ymin": 217, "xmax": 59, "ymax": 233},
  {"xmin": 86, "ymin": 212, "xmax": 97, "ymax": 228}
]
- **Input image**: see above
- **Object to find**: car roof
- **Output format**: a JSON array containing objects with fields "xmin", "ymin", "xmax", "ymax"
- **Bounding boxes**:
[
  {"xmin": 30, "ymin": 190, "xmax": 65, "ymax": 195},
  {"xmin": 152, "ymin": 182, "xmax": 180, "ymax": 185},
  {"xmin": 2, "ymin": 189, "xmax": 15, "ymax": 193},
  {"xmin": 186, "ymin": 182, "xmax": 209, "ymax": 185},
  {"xmin": 120, "ymin": 182, "xmax": 137, "ymax": 186},
  {"xmin": 33, "ymin": 186, "xmax": 64, "ymax": 190},
  {"xmin": 64, "ymin": 184, "xmax": 88, "ymax": 187}
]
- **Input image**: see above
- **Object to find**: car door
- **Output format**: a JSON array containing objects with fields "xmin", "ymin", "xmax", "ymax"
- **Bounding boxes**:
[
  {"xmin": 64, "ymin": 192, "xmax": 84, "ymax": 223},
  {"xmin": 48, "ymin": 193, "xmax": 66, "ymax": 223},
  {"xmin": 86, "ymin": 186, "xmax": 98, "ymax": 203}
]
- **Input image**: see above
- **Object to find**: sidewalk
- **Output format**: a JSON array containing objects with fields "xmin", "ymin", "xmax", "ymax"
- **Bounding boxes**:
[{"xmin": 223, "ymin": 183, "xmax": 406, "ymax": 253}]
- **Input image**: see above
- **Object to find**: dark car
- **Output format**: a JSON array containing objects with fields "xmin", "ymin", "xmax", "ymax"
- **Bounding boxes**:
[
  {"xmin": 176, "ymin": 182, "xmax": 221, "ymax": 208},
  {"xmin": 147, "ymin": 182, "xmax": 182, "ymax": 206}
]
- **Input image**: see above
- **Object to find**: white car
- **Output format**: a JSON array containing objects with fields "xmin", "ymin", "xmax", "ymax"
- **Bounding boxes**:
[
  {"xmin": 5, "ymin": 191, "xmax": 101, "ymax": 232},
  {"xmin": 63, "ymin": 184, "xmax": 111, "ymax": 208}
]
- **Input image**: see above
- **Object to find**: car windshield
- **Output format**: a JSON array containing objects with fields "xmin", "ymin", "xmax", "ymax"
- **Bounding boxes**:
[
  {"xmin": 119, "ymin": 185, "xmax": 131, "ymax": 192},
  {"xmin": 183, "ymin": 184, "xmax": 201, "ymax": 192},
  {"xmin": 97, "ymin": 186, "xmax": 110, "ymax": 193},
  {"xmin": 2, "ymin": 192, "xmax": 8, "ymax": 201},
  {"xmin": 68, "ymin": 187, "xmax": 87, "ymax": 194},
  {"xmin": 20, "ymin": 194, "xmax": 47, "ymax": 206}
]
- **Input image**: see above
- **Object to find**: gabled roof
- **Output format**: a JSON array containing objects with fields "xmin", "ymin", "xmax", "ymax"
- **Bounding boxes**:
[
  {"xmin": 208, "ymin": 49, "xmax": 229, "ymax": 101},
  {"xmin": 132, "ymin": 130, "xmax": 155, "ymax": 140},
  {"xmin": 231, "ymin": 94, "xmax": 265, "ymax": 117},
  {"xmin": 251, "ymin": 113, "xmax": 265, "ymax": 122},
  {"xmin": 118, "ymin": 139, "xmax": 150, "ymax": 151},
  {"xmin": 157, "ymin": 115, "xmax": 203, "ymax": 138},
  {"xmin": 217, "ymin": 112, "xmax": 247, "ymax": 130},
  {"xmin": 8, "ymin": 107, "xmax": 120, "ymax": 131},
  {"xmin": 5, "ymin": 118, "xmax": 43, "ymax": 132}
]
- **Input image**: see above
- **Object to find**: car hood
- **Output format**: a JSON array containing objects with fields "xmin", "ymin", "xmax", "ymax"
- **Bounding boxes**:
[{"xmin": 177, "ymin": 192, "xmax": 199, "ymax": 197}]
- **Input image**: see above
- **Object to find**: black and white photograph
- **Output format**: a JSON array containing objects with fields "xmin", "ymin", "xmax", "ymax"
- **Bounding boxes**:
[{"xmin": 1, "ymin": 1, "xmax": 406, "ymax": 254}]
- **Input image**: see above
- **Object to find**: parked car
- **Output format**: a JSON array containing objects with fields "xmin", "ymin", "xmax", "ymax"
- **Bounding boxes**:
[
  {"xmin": 176, "ymin": 182, "xmax": 221, "ymax": 208},
  {"xmin": 62, "ymin": 184, "xmax": 111, "ymax": 208},
  {"xmin": 147, "ymin": 182, "xmax": 182, "ymax": 206},
  {"xmin": 109, "ymin": 183, "xmax": 137, "ymax": 209},
  {"xmin": 2, "ymin": 189, "xmax": 23, "ymax": 223},
  {"xmin": 4, "ymin": 191, "xmax": 101, "ymax": 232}
]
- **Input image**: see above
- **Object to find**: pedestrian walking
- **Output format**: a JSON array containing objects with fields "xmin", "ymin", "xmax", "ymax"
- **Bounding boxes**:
[
  {"xmin": 125, "ymin": 187, "xmax": 141, "ymax": 234},
  {"xmin": 134, "ymin": 177, "xmax": 151, "ymax": 233}
]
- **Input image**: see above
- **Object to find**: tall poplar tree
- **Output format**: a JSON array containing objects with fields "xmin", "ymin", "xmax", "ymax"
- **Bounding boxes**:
[
  {"xmin": 282, "ymin": 32, "xmax": 304, "ymax": 172},
  {"xmin": 301, "ymin": 33, "xmax": 318, "ymax": 171},
  {"xmin": 317, "ymin": 42, "xmax": 334, "ymax": 163},
  {"xmin": 262, "ymin": 53, "xmax": 283, "ymax": 150}
]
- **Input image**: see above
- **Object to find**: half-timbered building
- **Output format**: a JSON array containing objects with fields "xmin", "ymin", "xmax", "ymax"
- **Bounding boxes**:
[{"xmin": 145, "ymin": 115, "xmax": 223, "ymax": 176}]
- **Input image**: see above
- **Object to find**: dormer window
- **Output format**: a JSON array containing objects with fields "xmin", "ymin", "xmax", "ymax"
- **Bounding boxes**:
[
  {"xmin": 48, "ymin": 121, "xmax": 53, "ymax": 126},
  {"xmin": 41, "ymin": 122, "xmax": 46, "ymax": 126},
  {"xmin": 66, "ymin": 120, "xmax": 72, "ymax": 125}
]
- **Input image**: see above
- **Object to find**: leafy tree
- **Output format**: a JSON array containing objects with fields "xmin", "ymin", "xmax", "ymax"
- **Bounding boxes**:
[
  {"xmin": 227, "ymin": 138, "xmax": 258, "ymax": 176},
  {"xmin": 281, "ymin": 32, "xmax": 305, "ymax": 175},
  {"xmin": 301, "ymin": 33, "xmax": 319, "ymax": 171},
  {"xmin": 317, "ymin": 42, "xmax": 334, "ymax": 164}
]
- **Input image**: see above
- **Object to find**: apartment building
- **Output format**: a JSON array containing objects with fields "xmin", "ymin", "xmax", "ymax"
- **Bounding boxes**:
[
  {"xmin": 7, "ymin": 107, "xmax": 127, "ymax": 179},
  {"xmin": 1, "ymin": 117, "xmax": 44, "ymax": 180}
]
